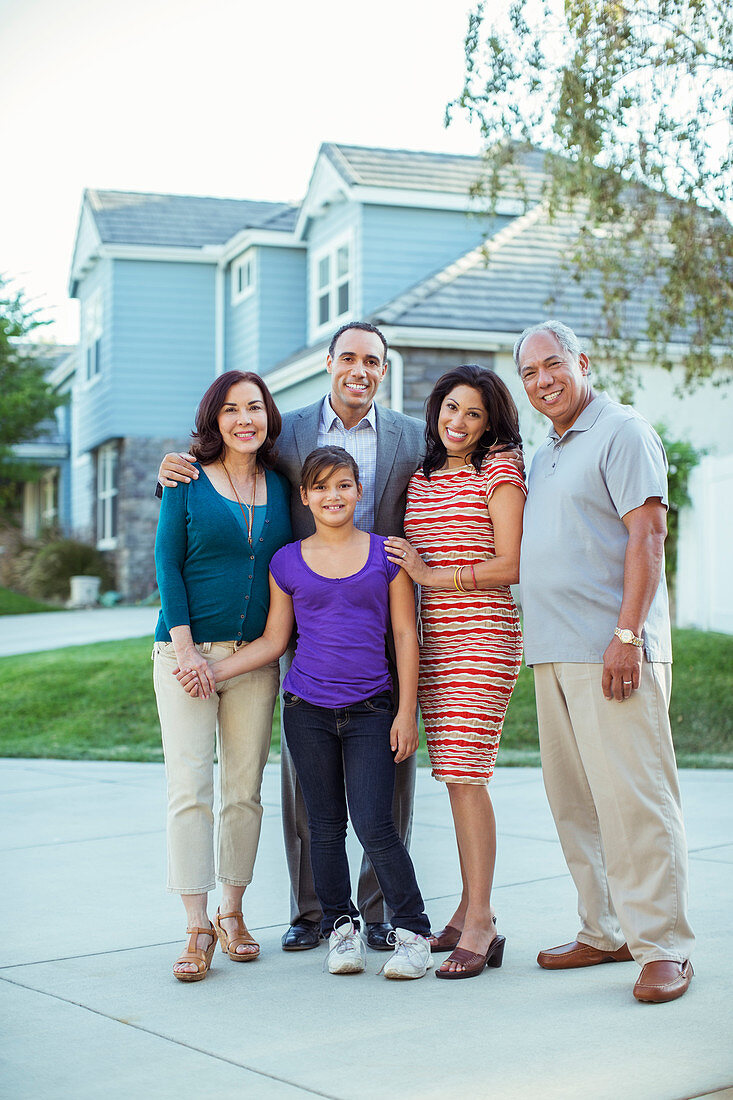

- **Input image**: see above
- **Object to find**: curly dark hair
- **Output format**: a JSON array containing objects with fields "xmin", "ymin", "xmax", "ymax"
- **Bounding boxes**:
[
  {"xmin": 423, "ymin": 364, "xmax": 522, "ymax": 479},
  {"xmin": 190, "ymin": 371, "xmax": 281, "ymax": 468}
]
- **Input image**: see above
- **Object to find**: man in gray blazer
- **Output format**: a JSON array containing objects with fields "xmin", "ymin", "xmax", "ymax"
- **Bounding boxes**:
[{"xmin": 157, "ymin": 321, "xmax": 425, "ymax": 951}]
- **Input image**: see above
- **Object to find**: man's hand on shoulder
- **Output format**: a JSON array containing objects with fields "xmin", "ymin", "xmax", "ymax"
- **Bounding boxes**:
[
  {"xmin": 487, "ymin": 444, "xmax": 525, "ymax": 477},
  {"xmin": 159, "ymin": 452, "xmax": 198, "ymax": 488}
]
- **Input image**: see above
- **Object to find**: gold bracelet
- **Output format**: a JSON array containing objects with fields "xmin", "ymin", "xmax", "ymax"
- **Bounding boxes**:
[{"xmin": 454, "ymin": 566, "xmax": 466, "ymax": 592}]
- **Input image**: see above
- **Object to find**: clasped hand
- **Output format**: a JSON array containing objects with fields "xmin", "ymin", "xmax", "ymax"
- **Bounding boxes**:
[{"xmin": 173, "ymin": 660, "xmax": 215, "ymax": 699}]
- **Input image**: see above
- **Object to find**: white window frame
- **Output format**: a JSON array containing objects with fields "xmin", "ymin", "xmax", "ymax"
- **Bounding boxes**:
[
  {"xmin": 231, "ymin": 249, "xmax": 256, "ymax": 304},
  {"xmin": 82, "ymin": 288, "xmax": 103, "ymax": 385},
  {"xmin": 310, "ymin": 230, "xmax": 354, "ymax": 342},
  {"xmin": 40, "ymin": 469, "xmax": 58, "ymax": 529},
  {"xmin": 96, "ymin": 441, "xmax": 119, "ymax": 549}
]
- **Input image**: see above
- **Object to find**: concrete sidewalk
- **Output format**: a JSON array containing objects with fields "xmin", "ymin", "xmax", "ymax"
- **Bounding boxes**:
[
  {"xmin": 1, "ymin": 759, "xmax": 731, "ymax": 1100},
  {"xmin": 0, "ymin": 607, "xmax": 157, "ymax": 657}
]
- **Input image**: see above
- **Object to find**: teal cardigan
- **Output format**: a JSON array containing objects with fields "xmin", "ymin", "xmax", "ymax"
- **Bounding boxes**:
[{"xmin": 154, "ymin": 464, "xmax": 292, "ymax": 644}]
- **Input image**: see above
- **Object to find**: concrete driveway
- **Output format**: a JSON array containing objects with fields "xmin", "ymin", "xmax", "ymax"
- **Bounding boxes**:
[
  {"xmin": 1, "ymin": 759, "xmax": 731, "ymax": 1099},
  {"xmin": 0, "ymin": 607, "xmax": 157, "ymax": 657}
]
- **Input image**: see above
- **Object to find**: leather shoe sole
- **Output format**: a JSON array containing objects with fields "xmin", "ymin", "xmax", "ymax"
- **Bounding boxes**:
[
  {"xmin": 633, "ymin": 960, "xmax": 693, "ymax": 1003},
  {"xmin": 281, "ymin": 922, "xmax": 322, "ymax": 951},
  {"xmin": 537, "ymin": 939, "xmax": 633, "ymax": 969}
]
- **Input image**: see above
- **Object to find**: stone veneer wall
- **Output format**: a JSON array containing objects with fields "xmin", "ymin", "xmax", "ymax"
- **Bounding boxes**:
[
  {"xmin": 397, "ymin": 347, "xmax": 496, "ymax": 420},
  {"xmin": 115, "ymin": 436, "xmax": 187, "ymax": 601}
]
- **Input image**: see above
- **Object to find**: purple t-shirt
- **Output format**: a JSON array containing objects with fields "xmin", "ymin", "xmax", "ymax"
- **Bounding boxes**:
[{"xmin": 269, "ymin": 532, "xmax": 400, "ymax": 708}]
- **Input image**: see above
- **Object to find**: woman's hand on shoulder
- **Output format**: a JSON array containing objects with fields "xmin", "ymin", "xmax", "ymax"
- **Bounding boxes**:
[
  {"xmin": 158, "ymin": 452, "xmax": 198, "ymax": 488},
  {"xmin": 384, "ymin": 537, "xmax": 430, "ymax": 585},
  {"xmin": 390, "ymin": 711, "xmax": 419, "ymax": 763}
]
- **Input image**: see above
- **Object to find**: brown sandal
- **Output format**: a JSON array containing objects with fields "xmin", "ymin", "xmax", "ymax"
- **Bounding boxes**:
[
  {"xmin": 428, "ymin": 925, "xmax": 462, "ymax": 953},
  {"xmin": 435, "ymin": 935, "xmax": 506, "ymax": 980},
  {"xmin": 173, "ymin": 923, "xmax": 216, "ymax": 982},
  {"xmin": 215, "ymin": 908, "xmax": 260, "ymax": 961}
]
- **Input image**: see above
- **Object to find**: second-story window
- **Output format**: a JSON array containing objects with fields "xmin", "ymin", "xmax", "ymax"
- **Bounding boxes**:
[
  {"xmin": 83, "ymin": 288, "xmax": 103, "ymax": 383},
  {"xmin": 232, "ymin": 250, "xmax": 256, "ymax": 304},
  {"xmin": 313, "ymin": 236, "xmax": 352, "ymax": 333}
]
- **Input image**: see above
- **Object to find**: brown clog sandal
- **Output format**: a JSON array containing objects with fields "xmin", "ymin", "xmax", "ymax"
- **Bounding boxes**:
[
  {"xmin": 173, "ymin": 923, "xmax": 216, "ymax": 982},
  {"xmin": 215, "ymin": 908, "xmax": 260, "ymax": 961},
  {"xmin": 435, "ymin": 935, "xmax": 506, "ymax": 980},
  {"xmin": 429, "ymin": 915, "xmax": 496, "ymax": 953},
  {"xmin": 428, "ymin": 925, "xmax": 461, "ymax": 953}
]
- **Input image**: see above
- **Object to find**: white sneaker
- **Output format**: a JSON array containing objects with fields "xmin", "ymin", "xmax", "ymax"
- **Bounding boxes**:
[
  {"xmin": 381, "ymin": 928, "xmax": 434, "ymax": 980},
  {"xmin": 326, "ymin": 917, "xmax": 366, "ymax": 974}
]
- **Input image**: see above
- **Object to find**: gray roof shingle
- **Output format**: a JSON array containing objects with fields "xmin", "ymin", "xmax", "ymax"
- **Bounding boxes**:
[
  {"xmin": 86, "ymin": 190, "xmax": 298, "ymax": 247},
  {"xmin": 372, "ymin": 204, "xmax": 671, "ymax": 343},
  {"xmin": 322, "ymin": 143, "xmax": 546, "ymax": 203}
]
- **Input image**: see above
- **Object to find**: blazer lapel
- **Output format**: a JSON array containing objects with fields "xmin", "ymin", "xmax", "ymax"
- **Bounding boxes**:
[
  {"xmin": 374, "ymin": 406, "xmax": 402, "ymax": 508},
  {"xmin": 293, "ymin": 400, "xmax": 323, "ymax": 466}
]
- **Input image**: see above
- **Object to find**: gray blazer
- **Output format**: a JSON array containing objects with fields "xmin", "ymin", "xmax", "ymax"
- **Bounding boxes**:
[{"xmin": 275, "ymin": 399, "xmax": 426, "ymax": 539}]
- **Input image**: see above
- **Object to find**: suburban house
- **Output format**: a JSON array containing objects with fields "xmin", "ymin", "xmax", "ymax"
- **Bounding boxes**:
[{"xmin": 32, "ymin": 142, "xmax": 733, "ymax": 625}]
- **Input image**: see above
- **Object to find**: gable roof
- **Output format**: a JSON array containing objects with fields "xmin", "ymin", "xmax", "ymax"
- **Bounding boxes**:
[
  {"xmin": 85, "ymin": 189, "xmax": 298, "ymax": 248},
  {"xmin": 321, "ymin": 143, "xmax": 546, "ymax": 200}
]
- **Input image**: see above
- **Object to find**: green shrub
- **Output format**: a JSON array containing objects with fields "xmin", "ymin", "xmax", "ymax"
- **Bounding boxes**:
[{"xmin": 25, "ymin": 539, "xmax": 114, "ymax": 601}]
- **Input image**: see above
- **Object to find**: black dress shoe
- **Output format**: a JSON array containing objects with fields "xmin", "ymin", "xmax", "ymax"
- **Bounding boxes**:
[
  {"xmin": 281, "ymin": 920, "xmax": 322, "ymax": 951},
  {"xmin": 366, "ymin": 922, "xmax": 393, "ymax": 951}
]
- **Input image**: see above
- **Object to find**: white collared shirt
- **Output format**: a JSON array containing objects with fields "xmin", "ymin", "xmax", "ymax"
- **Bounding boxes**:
[{"xmin": 317, "ymin": 396, "xmax": 378, "ymax": 531}]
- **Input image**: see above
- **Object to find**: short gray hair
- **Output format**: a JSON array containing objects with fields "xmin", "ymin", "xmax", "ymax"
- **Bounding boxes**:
[{"xmin": 513, "ymin": 320, "xmax": 584, "ymax": 372}]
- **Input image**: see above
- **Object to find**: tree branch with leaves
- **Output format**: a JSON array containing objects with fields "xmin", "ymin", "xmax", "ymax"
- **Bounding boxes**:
[{"xmin": 448, "ymin": 0, "xmax": 733, "ymax": 391}]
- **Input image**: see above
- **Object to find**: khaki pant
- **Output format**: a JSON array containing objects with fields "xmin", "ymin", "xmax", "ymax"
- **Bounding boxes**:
[
  {"xmin": 153, "ymin": 640, "xmax": 279, "ymax": 894},
  {"xmin": 534, "ymin": 660, "xmax": 694, "ymax": 965}
]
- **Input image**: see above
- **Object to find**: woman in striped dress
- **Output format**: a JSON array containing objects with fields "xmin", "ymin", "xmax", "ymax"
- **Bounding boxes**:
[{"xmin": 385, "ymin": 365, "xmax": 525, "ymax": 980}]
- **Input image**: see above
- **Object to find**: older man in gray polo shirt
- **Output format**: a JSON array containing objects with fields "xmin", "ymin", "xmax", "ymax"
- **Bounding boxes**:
[{"xmin": 516, "ymin": 319, "xmax": 694, "ymax": 1004}]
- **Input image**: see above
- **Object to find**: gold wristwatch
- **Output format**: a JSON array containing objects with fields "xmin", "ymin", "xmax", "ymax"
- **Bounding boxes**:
[{"xmin": 614, "ymin": 627, "xmax": 643, "ymax": 648}]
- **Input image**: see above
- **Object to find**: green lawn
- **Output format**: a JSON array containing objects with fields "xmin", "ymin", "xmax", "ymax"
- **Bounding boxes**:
[
  {"xmin": 0, "ymin": 628, "xmax": 730, "ymax": 766},
  {"xmin": 0, "ymin": 586, "xmax": 61, "ymax": 615}
]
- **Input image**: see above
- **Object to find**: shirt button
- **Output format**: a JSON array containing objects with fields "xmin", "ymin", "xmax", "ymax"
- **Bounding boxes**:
[
  {"xmin": 265, "ymin": 519, "xmax": 270, "ymax": 524},
  {"xmin": 248, "ymin": 575, "xmax": 252, "ymax": 580},
  {"xmin": 245, "ymin": 595, "xmax": 249, "ymax": 600},
  {"xmin": 259, "ymin": 537, "xmax": 264, "ymax": 542},
  {"xmin": 240, "ymin": 614, "xmax": 245, "ymax": 619},
  {"xmin": 250, "ymin": 555, "xmax": 254, "ymax": 560}
]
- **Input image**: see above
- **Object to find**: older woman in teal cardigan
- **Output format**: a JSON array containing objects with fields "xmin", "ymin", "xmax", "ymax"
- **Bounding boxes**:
[{"xmin": 153, "ymin": 370, "xmax": 291, "ymax": 982}]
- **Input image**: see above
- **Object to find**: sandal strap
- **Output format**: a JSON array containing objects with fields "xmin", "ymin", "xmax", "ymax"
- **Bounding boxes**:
[{"xmin": 445, "ymin": 946, "xmax": 485, "ymax": 967}]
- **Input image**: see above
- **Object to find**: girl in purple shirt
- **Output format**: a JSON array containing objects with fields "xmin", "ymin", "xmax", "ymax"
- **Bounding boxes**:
[{"xmin": 177, "ymin": 446, "xmax": 432, "ymax": 980}]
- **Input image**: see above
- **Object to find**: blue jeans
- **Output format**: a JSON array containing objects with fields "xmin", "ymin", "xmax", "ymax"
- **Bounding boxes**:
[{"xmin": 282, "ymin": 690, "xmax": 430, "ymax": 938}]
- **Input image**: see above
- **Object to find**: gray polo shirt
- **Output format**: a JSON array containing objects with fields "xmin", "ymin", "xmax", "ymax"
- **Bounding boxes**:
[{"xmin": 520, "ymin": 392, "xmax": 672, "ymax": 666}]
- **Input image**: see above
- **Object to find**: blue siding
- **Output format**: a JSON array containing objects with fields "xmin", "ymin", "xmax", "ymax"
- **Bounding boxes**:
[
  {"xmin": 359, "ymin": 205, "xmax": 507, "ymax": 316},
  {"xmin": 76, "ymin": 259, "xmax": 217, "ymax": 452},
  {"xmin": 74, "ymin": 259, "xmax": 114, "ymax": 453},
  {"xmin": 226, "ymin": 261, "xmax": 259, "ymax": 373},
  {"xmin": 257, "ymin": 247, "xmax": 307, "ymax": 372}
]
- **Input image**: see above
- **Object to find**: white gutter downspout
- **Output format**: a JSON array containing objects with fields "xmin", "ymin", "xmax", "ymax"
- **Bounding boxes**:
[
  {"xmin": 389, "ymin": 348, "xmax": 404, "ymax": 414},
  {"xmin": 214, "ymin": 261, "xmax": 226, "ymax": 376}
]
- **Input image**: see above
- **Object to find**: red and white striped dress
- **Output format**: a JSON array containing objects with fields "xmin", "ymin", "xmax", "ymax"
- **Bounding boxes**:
[{"xmin": 404, "ymin": 461, "xmax": 526, "ymax": 784}]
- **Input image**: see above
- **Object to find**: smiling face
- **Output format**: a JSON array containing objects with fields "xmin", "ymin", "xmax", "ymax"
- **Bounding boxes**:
[
  {"xmin": 217, "ymin": 380, "xmax": 268, "ymax": 460},
  {"xmin": 326, "ymin": 329, "xmax": 387, "ymax": 428},
  {"xmin": 437, "ymin": 385, "xmax": 490, "ymax": 464},
  {"xmin": 300, "ymin": 463, "xmax": 362, "ymax": 529},
  {"xmin": 517, "ymin": 330, "xmax": 591, "ymax": 436}
]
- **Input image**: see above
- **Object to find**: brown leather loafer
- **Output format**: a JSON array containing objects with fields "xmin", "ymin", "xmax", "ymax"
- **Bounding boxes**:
[
  {"xmin": 537, "ymin": 940, "xmax": 633, "ymax": 969},
  {"xmin": 633, "ymin": 960, "xmax": 693, "ymax": 1003}
]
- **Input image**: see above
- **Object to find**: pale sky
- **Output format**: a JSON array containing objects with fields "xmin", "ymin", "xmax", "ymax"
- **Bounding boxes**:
[{"xmin": 0, "ymin": 0, "xmax": 486, "ymax": 344}]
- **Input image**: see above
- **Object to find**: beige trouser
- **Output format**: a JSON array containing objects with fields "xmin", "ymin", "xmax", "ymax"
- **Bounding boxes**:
[
  {"xmin": 534, "ymin": 660, "xmax": 694, "ymax": 965},
  {"xmin": 153, "ymin": 640, "xmax": 279, "ymax": 894}
]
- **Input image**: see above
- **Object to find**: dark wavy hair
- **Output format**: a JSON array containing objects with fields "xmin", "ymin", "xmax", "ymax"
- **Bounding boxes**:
[
  {"xmin": 423, "ymin": 364, "xmax": 522, "ymax": 479},
  {"xmin": 190, "ymin": 371, "xmax": 281, "ymax": 468}
]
